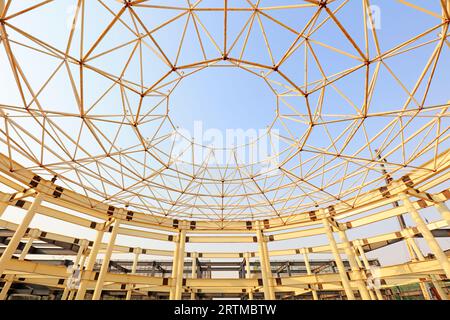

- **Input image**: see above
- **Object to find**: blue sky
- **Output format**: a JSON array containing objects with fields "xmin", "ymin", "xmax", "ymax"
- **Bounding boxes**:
[{"xmin": 0, "ymin": 0, "xmax": 449, "ymax": 267}]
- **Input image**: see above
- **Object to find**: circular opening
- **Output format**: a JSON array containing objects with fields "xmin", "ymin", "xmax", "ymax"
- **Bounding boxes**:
[{"xmin": 168, "ymin": 67, "xmax": 276, "ymax": 135}]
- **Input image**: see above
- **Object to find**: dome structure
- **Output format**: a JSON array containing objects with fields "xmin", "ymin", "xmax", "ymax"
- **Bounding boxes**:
[{"xmin": 0, "ymin": 0, "xmax": 449, "ymax": 301}]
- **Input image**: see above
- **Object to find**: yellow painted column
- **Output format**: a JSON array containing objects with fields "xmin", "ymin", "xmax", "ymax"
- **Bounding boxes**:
[
  {"xmin": 353, "ymin": 249, "xmax": 377, "ymax": 300},
  {"xmin": 126, "ymin": 248, "xmax": 141, "ymax": 300},
  {"xmin": 353, "ymin": 246, "xmax": 377, "ymax": 300},
  {"xmin": 190, "ymin": 252, "xmax": 197, "ymax": 300},
  {"xmin": 0, "ymin": 193, "xmax": 43, "ymax": 276},
  {"xmin": 61, "ymin": 287, "xmax": 70, "ymax": 301},
  {"xmin": 0, "ymin": 228, "xmax": 40, "ymax": 300},
  {"xmin": 355, "ymin": 242, "xmax": 383, "ymax": 300},
  {"xmin": 0, "ymin": 198, "xmax": 8, "ymax": 298},
  {"xmin": 68, "ymin": 290, "xmax": 76, "ymax": 300},
  {"xmin": 301, "ymin": 248, "xmax": 319, "ymax": 300},
  {"xmin": 256, "ymin": 221, "xmax": 275, "ymax": 300},
  {"xmin": 92, "ymin": 218, "xmax": 121, "ymax": 300},
  {"xmin": 263, "ymin": 239, "xmax": 276, "ymax": 299},
  {"xmin": 322, "ymin": 216, "xmax": 355, "ymax": 300},
  {"xmin": 244, "ymin": 252, "xmax": 254, "ymax": 300},
  {"xmin": 174, "ymin": 228, "xmax": 186, "ymax": 300},
  {"xmin": 169, "ymin": 234, "xmax": 180, "ymax": 300},
  {"xmin": 400, "ymin": 192, "xmax": 450, "ymax": 278},
  {"xmin": 75, "ymin": 225, "xmax": 105, "ymax": 300},
  {"xmin": 337, "ymin": 229, "xmax": 372, "ymax": 300}
]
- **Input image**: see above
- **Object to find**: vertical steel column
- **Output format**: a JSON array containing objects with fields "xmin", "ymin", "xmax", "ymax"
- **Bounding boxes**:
[
  {"xmin": 400, "ymin": 192, "xmax": 450, "ymax": 278},
  {"xmin": 75, "ymin": 225, "xmax": 105, "ymax": 300},
  {"xmin": 169, "ymin": 234, "xmax": 180, "ymax": 300},
  {"xmin": 321, "ymin": 215, "xmax": 355, "ymax": 300},
  {"xmin": 0, "ymin": 193, "xmax": 43, "ymax": 276},
  {"xmin": 352, "ymin": 247, "xmax": 374, "ymax": 300},
  {"xmin": 92, "ymin": 218, "xmax": 121, "ymax": 300},
  {"xmin": 61, "ymin": 286, "xmax": 70, "ymax": 301},
  {"xmin": 256, "ymin": 221, "xmax": 275, "ymax": 300},
  {"xmin": 337, "ymin": 229, "xmax": 372, "ymax": 300},
  {"xmin": 0, "ymin": 198, "xmax": 7, "ymax": 297},
  {"xmin": 376, "ymin": 150, "xmax": 424, "ymax": 296},
  {"xmin": 355, "ymin": 242, "xmax": 383, "ymax": 300},
  {"xmin": 68, "ymin": 290, "xmax": 76, "ymax": 300},
  {"xmin": 301, "ymin": 248, "xmax": 318, "ymax": 300},
  {"xmin": 353, "ymin": 248, "xmax": 377, "ymax": 300},
  {"xmin": 174, "ymin": 228, "xmax": 186, "ymax": 300},
  {"xmin": 174, "ymin": 227, "xmax": 186, "ymax": 300},
  {"xmin": 244, "ymin": 252, "xmax": 254, "ymax": 300},
  {"xmin": 125, "ymin": 248, "xmax": 141, "ymax": 300},
  {"xmin": 190, "ymin": 252, "xmax": 197, "ymax": 300}
]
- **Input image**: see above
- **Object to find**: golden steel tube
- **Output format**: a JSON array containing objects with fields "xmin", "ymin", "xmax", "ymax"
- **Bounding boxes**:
[{"xmin": 322, "ymin": 217, "xmax": 355, "ymax": 300}]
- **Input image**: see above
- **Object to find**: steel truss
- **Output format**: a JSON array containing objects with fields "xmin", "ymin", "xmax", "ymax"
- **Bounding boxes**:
[
  {"xmin": 0, "ymin": 150, "xmax": 449, "ymax": 300},
  {"xmin": 0, "ymin": 0, "xmax": 449, "ymax": 300}
]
